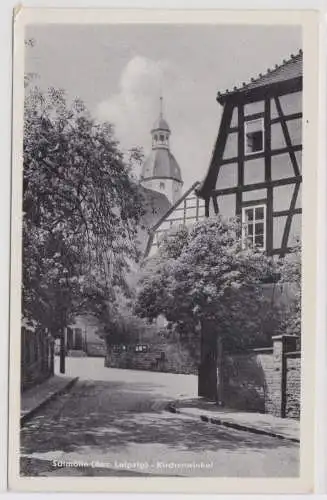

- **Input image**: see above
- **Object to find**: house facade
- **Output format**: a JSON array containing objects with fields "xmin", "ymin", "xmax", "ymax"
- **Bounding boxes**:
[
  {"xmin": 144, "ymin": 181, "xmax": 206, "ymax": 257},
  {"xmin": 197, "ymin": 50, "xmax": 302, "ymax": 257},
  {"xmin": 195, "ymin": 51, "xmax": 303, "ymax": 416},
  {"xmin": 60, "ymin": 315, "xmax": 106, "ymax": 357}
]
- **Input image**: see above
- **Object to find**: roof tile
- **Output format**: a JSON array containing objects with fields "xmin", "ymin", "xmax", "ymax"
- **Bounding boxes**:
[{"xmin": 217, "ymin": 49, "xmax": 302, "ymax": 102}]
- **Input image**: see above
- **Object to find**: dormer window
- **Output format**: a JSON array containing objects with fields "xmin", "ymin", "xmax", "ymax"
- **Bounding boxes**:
[
  {"xmin": 245, "ymin": 118, "xmax": 264, "ymax": 154},
  {"xmin": 160, "ymin": 182, "xmax": 165, "ymax": 190}
]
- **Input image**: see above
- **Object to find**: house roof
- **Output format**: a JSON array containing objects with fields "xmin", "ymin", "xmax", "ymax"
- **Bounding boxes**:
[
  {"xmin": 144, "ymin": 181, "xmax": 201, "ymax": 257},
  {"xmin": 140, "ymin": 186, "xmax": 172, "ymax": 229},
  {"xmin": 136, "ymin": 186, "xmax": 172, "ymax": 255},
  {"xmin": 217, "ymin": 49, "xmax": 303, "ymax": 104}
]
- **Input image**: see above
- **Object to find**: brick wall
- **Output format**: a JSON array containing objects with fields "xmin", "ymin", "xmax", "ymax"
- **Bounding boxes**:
[
  {"xmin": 21, "ymin": 327, "xmax": 54, "ymax": 392},
  {"xmin": 105, "ymin": 335, "xmax": 200, "ymax": 375},
  {"xmin": 222, "ymin": 335, "xmax": 301, "ymax": 419}
]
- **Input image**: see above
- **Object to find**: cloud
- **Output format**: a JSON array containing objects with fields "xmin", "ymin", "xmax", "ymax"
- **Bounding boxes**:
[
  {"xmin": 96, "ymin": 56, "xmax": 171, "ymax": 151},
  {"xmin": 96, "ymin": 55, "xmax": 221, "ymax": 188}
]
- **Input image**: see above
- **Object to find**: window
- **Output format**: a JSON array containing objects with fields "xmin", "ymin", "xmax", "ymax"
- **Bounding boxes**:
[
  {"xmin": 242, "ymin": 204, "xmax": 266, "ymax": 250},
  {"xmin": 160, "ymin": 182, "xmax": 165, "ymax": 190},
  {"xmin": 160, "ymin": 134, "xmax": 164, "ymax": 141},
  {"xmin": 245, "ymin": 118, "xmax": 264, "ymax": 154}
]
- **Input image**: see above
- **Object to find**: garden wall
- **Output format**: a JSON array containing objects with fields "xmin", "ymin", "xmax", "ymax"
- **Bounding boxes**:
[
  {"xmin": 105, "ymin": 334, "xmax": 200, "ymax": 375},
  {"xmin": 222, "ymin": 335, "xmax": 301, "ymax": 419},
  {"xmin": 21, "ymin": 327, "xmax": 55, "ymax": 392}
]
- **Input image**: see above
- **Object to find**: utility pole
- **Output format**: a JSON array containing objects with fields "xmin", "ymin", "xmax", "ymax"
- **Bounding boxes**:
[
  {"xmin": 216, "ymin": 336, "xmax": 224, "ymax": 407},
  {"xmin": 59, "ymin": 327, "xmax": 66, "ymax": 374}
]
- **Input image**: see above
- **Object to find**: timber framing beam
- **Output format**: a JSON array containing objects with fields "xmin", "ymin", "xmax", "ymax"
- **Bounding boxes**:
[
  {"xmin": 274, "ymin": 97, "xmax": 300, "ymax": 176},
  {"xmin": 280, "ymin": 182, "xmax": 301, "ymax": 257},
  {"xmin": 220, "ymin": 144, "xmax": 302, "ymax": 166},
  {"xmin": 212, "ymin": 175, "xmax": 302, "ymax": 197}
]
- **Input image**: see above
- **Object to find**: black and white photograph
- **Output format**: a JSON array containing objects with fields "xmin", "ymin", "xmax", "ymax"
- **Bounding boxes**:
[{"xmin": 8, "ymin": 8, "xmax": 319, "ymax": 494}]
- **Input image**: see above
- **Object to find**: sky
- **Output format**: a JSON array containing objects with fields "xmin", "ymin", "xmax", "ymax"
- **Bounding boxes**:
[{"xmin": 25, "ymin": 24, "xmax": 301, "ymax": 190}]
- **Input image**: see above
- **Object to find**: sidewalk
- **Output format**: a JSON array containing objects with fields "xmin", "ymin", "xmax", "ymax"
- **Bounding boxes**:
[
  {"xmin": 167, "ymin": 398, "xmax": 300, "ymax": 443},
  {"xmin": 21, "ymin": 374, "xmax": 78, "ymax": 426}
]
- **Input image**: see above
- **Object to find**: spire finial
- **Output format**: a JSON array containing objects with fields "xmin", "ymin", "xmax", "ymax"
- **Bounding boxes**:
[{"xmin": 159, "ymin": 95, "xmax": 163, "ymax": 118}]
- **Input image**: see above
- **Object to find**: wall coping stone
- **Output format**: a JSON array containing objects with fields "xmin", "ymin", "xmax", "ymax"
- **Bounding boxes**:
[
  {"xmin": 285, "ymin": 351, "xmax": 301, "ymax": 358},
  {"xmin": 272, "ymin": 334, "xmax": 299, "ymax": 341},
  {"xmin": 252, "ymin": 347, "xmax": 274, "ymax": 353}
]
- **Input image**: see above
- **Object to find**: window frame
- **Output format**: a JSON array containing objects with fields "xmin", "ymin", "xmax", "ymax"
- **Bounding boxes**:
[
  {"xmin": 244, "ymin": 117, "xmax": 265, "ymax": 156},
  {"xmin": 241, "ymin": 203, "xmax": 267, "ymax": 250}
]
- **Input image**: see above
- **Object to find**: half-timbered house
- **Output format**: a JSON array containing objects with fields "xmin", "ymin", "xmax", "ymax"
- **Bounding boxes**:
[
  {"xmin": 197, "ymin": 50, "xmax": 302, "ymax": 257},
  {"xmin": 195, "ymin": 50, "xmax": 303, "ymax": 407},
  {"xmin": 144, "ymin": 181, "xmax": 206, "ymax": 257}
]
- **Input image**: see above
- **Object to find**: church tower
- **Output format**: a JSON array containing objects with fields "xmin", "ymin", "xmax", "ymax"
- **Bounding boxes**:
[{"xmin": 140, "ymin": 97, "xmax": 183, "ymax": 205}]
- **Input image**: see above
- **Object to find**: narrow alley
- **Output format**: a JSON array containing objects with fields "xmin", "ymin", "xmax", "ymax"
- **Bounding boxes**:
[{"xmin": 20, "ymin": 357, "xmax": 299, "ymax": 477}]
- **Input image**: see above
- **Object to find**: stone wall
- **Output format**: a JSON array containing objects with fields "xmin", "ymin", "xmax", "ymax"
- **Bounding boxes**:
[
  {"xmin": 105, "ymin": 330, "xmax": 301, "ymax": 419},
  {"xmin": 285, "ymin": 352, "xmax": 301, "ymax": 418},
  {"xmin": 222, "ymin": 335, "xmax": 301, "ymax": 419},
  {"xmin": 21, "ymin": 327, "xmax": 54, "ymax": 392},
  {"xmin": 222, "ymin": 349, "xmax": 273, "ymax": 413},
  {"xmin": 105, "ymin": 335, "xmax": 200, "ymax": 375},
  {"xmin": 86, "ymin": 341, "xmax": 107, "ymax": 357}
]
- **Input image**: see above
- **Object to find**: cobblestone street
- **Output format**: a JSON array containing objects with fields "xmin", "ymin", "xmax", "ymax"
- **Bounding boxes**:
[{"xmin": 20, "ymin": 357, "xmax": 299, "ymax": 477}]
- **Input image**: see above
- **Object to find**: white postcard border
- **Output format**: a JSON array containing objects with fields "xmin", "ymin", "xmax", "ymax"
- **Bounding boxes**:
[{"xmin": 8, "ymin": 7, "xmax": 320, "ymax": 494}]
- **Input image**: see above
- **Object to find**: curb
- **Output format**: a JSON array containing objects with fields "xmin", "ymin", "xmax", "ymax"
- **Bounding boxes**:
[
  {"xmin": 21, "ymin": 377, "xmax": 79, "ymax": 427},
  {"xmin": 166, "ymin": 403, "xmax": 300, "ymax": 443}
]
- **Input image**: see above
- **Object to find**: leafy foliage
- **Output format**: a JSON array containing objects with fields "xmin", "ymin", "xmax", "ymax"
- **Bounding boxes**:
[
  {"xmin": 135, "ymin": 216, "xmax": 293, "ymax": 350},
  {"xmin": 98, "ymin": 296, "xmax": 164, "ymax": 345},
  {"xmin": 23, "ymin": 83, "xmax": 144, "ymax": 334}
]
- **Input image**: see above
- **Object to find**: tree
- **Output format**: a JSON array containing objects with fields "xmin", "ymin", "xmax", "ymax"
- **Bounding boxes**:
[
  {"xmin": 23, "ymin": 83, "xmax": 145, "ymax": 346},
  {"xmin": 135, "ymin": 216, "xmax": 280, "ymax": 351},
  {"xmin": 135, "ymin": 216, "xmax": 293, "ymax": 402}
]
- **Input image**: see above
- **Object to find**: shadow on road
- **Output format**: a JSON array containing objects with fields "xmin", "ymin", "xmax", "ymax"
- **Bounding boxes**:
[{"xmin": 21, "ymin": 379, "xmax": 298, "ymax": 459}]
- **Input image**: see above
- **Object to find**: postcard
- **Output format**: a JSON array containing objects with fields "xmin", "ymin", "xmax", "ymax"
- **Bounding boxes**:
[{"xmin": 8, "ymin": 7, "xmax": 319, "ymax": 493}]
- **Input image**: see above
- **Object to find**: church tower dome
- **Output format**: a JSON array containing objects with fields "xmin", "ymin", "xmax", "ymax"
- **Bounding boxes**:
[{"xmin": 140, "ymin": 97, "xmax": 183, "ymax": 205}]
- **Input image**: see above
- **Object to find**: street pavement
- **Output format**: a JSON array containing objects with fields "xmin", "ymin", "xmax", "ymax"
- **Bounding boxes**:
[{"xmin": 20, "ymin": 357, "xmax": 299, "ymax": 478}]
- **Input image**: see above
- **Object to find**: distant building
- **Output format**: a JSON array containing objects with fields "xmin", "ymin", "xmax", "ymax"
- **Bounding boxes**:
[
  {"xmin": 144, "ymin": 181, "xmax": 206, "ymax": 258},
  {"xmin": 139, "ymin": 99, "xmax": 208, "ymax": 258},
  {"xmin": 140, "ymin": 97, "xmax": 183, "ymax": 206},
  {"xmin": 136, "ymin": 185, "xmax": 172, "ymax": 256},
  {"xmin": 61, "ymin": 316, "xmax": 106, "ymax": 358}
]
